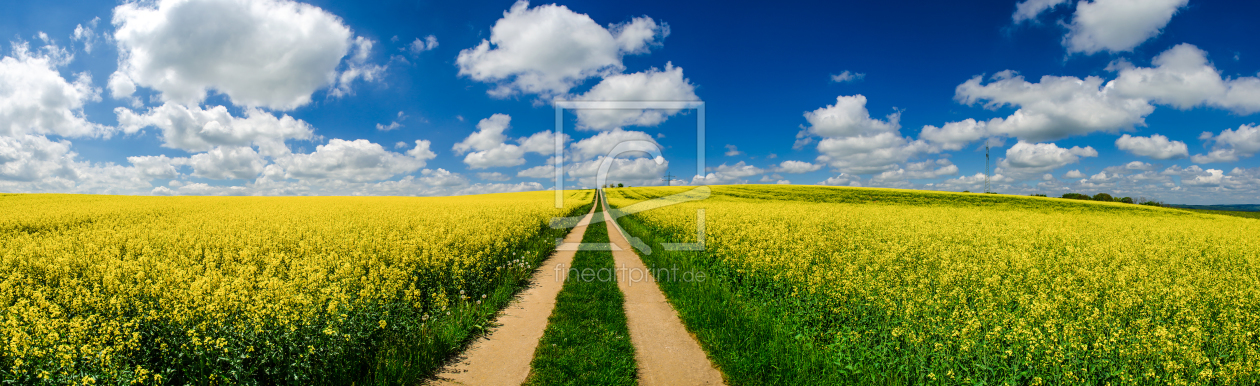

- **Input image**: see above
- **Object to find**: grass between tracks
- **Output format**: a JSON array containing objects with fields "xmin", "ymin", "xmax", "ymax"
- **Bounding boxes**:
[
  {"xmin": 525, "ymin": 192, "xmax": 638, "ymax": 385},
  {"xmin": 606, "ymin": 185, "xmax": 1260, "ymax": 385},
  {"xmin": 606, "ymin": 201, "xmax": 834, "ymax": 385}
]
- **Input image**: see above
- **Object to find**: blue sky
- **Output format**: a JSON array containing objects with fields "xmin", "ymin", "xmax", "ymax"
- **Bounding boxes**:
[{"xmin": 1, "ymin": 0, "xmax": 1258, "ymax": 204}]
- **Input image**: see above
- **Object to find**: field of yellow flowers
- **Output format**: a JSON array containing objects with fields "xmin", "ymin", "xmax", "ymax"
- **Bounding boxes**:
[
  {"xmin": 0, "ymin": 191, "xmax": 592, "ymax": 385},
  {"xmin": 606, "ymin": 185, "xmax": 1260, "ymax": 385}
]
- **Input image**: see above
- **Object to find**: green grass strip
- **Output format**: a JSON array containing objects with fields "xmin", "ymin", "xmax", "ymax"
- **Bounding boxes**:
[
  {"xmin": 525, "ymin": 193, "xmax": 638, "ymax": 386},
  {"xmin": 378, "ymin": 194, "xmax": 596, "ymax": 386},
  {"xmin": 609, "ymin": 205, "xmax": 842, "ymax": 385}
]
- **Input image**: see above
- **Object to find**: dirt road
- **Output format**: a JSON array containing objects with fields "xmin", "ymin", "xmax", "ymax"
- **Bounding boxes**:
[
  {"xmin": 601, "ymin": 194, "xmax": 725, "ymax": 386},
  {"xmin": 433, "ymin": 203, "xmax": 597, "ymax": 386}
]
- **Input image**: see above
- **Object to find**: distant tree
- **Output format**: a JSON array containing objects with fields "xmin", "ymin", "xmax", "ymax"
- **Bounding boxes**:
[
  {"xmin": 1093, "ymin": 193, "xmax": 1114, "ymax": 202},
  {"xmin": 1120, "ymin": 197, "xmax": 1134, "ymax": 204},
  {"xmin": 1031, "ymin": 194, "xmax": 1047, "ymax": 197},
  {"xmin": 617, "ymin": 183, "xmax": 624, "ymax": 188},
  {"xmin": 1062, "ymin": 193, "xmax": 1090, "ymax": 200},
  {"xmin": 962, "ymin": 190, "xmax": 970, "ymax": 193}
]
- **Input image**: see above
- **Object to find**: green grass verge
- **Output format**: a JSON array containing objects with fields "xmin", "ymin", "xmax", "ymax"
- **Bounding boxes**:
[
  {"xmin": 607, "ymin": 185, "xmax": 1260, "ymax": 385},
  {"xmin": 525, "ymin": 193, "xmax": 638, "ymax": 386},
  {"xmin": 608, "ymin": 210, "xmax": 842, "ymax": 385},
  {"xmin": 391, "ymin": 195, "xmax": 597, "ymax": 385}
]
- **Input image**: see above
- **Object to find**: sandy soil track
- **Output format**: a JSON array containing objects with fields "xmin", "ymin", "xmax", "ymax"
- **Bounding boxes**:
[
  {"xmin": 601, "ymin": 194, "xmax": 726, "ymax": 386},
  {"xmin": 433, "ymin": 192, "xmax": 724, "ymax": 385},
  {"xmin": 432, "ymin": 204, "xmax": 596, "ymax": 386}
]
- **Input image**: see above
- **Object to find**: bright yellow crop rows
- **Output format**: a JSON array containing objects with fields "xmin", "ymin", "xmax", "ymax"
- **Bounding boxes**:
[
  {"xmin": 606, "ymin": 185, "xmax": 1260, "ymax": 385},
  {"xmin": 0, "ymin": 191, "xmax": 591, "ymax": 385}
]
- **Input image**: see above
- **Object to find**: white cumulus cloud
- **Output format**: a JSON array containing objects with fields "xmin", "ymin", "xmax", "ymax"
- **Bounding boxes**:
[
  {"xmin": 692, "ymin": 161, "xmax": 763, "ymax": 185},
  {"xmin": 1112, "ymin": 44, "xmax": 1260, "ymax": 114},
  {"xmin": 800, "ymin": 95, "xmax": 929, "ymax": 174},
  {"xmin": 775, "ymin": 160, "xmax": 822, "ymax": 174},
  {"xmin": 406, "ymin": 140, "xmax": 437, "ymax": 161},
  {"xmin": 110, "ymin": 0, "xmax": 373, "ymax": 110},
  {"xmin": 815, "ymin": 132, "xmax": 931, "ymax": 174},
  {"xmin": 410, "ymin": 35, "xmax": 438, "ymax": 54},
  {"xmin": 1193, "ymin": 124, "xmax": 1260, "ymax": 163},
  {"xmin": 71, "ymin": 17, "xmax": 101, "ymax": 54},
  {"xmin": 929, "ymin": 44, "xmax": 1260, "ymax": 151},
  {"xmin": 930, "ymin": 172, "xmax": 1015, "ymax": 191},
  {"xmin": 804, "ymin": 95, "xmax": 900, "ymax": 138},
  {"xmin": 1182, "ymin": 168, "xmax": 1224, "ymax": 187},
  {"xmin": 1, "ymin": 41, "xmax": 107, "ymax": 138},
  {"xmin": 518, "ymin": 165, "xmax": 555, "ymax": 179},
  {"xmin": 570, "ymin": 128, "xmax": 658, "ymax": 160},
  {"xmin": 454, "ymin": 114, "xmax": 512, "ymax": 154},
  {"xmin": 460, "ymin": 145, "xmax": 521, "ymax": 169},
  {"xmin": 115, "ymin": 103, "xmax": 314, "ymax": 156},
  {"xmin": 276, "ymin": 139, "xmax": 431, "ymax": 182},
  {"xmin": 376, "ymin": 111, "xmax": 406, "ymax": 131},
  {"xmin": 920, "ymin": 118, "xmax": 991, "ymax": 151},
  {"xmin": 830, "ymin": 70, "xmax": 865, "ymax": 83},
  {"xmin": 999, "ymin": 141, "xmax": 1098, "ymax": 179},
  {"xmin": 1012, "ymin": 0, "xmax": 1071, "ymax": 23},
  {"xmin": 477, "ymin": 172, "xmax": 511, "ymax": 181},
  {"xmin": 1064, "ymin": 0, "xmax": 1188, "ymax": 54},
  {"xmin": 519, "ymin": 130, "xmax": 567, "ymax": 156},
  {"xmin": 569, "ymin": 155, "xmax": 667, "ymax": 187},
  {"xmin": 1125, "ymin": 161, "xmax": 1156, "ymax": 171},
  {"xmin": 872, "ymin": 160, "xmax": 959, "ymax": 182},
  {"xmin": 330, "ymin": 36, "xmax": 386, "ymax": 98},
  {"xmin": 818, "ymin": 173, "xmax": 862, "ymax": 187},
  {"xmin": 0, "ymin": 135, "xmax": 80, "ymax": 182},
  {"xmin": 954, "ymin": 71, "xmax": 1153, "ymax": 142},
  {"xmin": 188, "ymin": 146, "xmax": 266, "ymax": 180},
  {"xmin": 572, "ymin": 63, "xmax": 698, "ymax": 131},
  {"xmin": 1114, "ymin": 133, "xmax": 1188, "ymax": 159},
  {"xmin": 127, "ymin": 154, "xmax": 186, "ymax": 179},
  {"xmin": 0, "ymin": 134, "xmax": 164, "ymax": 194},
  {"xmin": 456, "ymin": 0, "xmax": 667, "ymax": 98},
  {"xmin": 453, "ymin": 114, "xmax": 557, "ymax": 169}
]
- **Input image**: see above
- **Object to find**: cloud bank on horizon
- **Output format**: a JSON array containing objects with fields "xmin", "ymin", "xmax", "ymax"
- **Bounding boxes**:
[{"xmin": 0, "ymin": 0, "xmax": 1258, "ymax": 204}]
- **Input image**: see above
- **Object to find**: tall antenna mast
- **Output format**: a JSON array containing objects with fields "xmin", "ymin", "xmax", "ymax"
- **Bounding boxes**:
[{"xmin": 985, "ymin": 145, "xmax": 991, "ymax": 194}]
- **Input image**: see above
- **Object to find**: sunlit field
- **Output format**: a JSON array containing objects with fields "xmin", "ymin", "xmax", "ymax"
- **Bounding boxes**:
[
  {"xmin": 0, "ymin": 191, "xmax": 592, "ymax": 385},
  {"xmin": 606, "ymin": 185, "xmax": 1260, "ymax": 385}
]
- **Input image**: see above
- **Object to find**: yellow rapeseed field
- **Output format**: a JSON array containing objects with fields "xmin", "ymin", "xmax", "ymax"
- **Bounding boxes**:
[
  {"xmin": 606, "ymin": 185, "xmax": 1260, "ymax": 385},
  {"xmin": 0, "ymin": 191, "xmax": 591, "ymax": 385}
]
